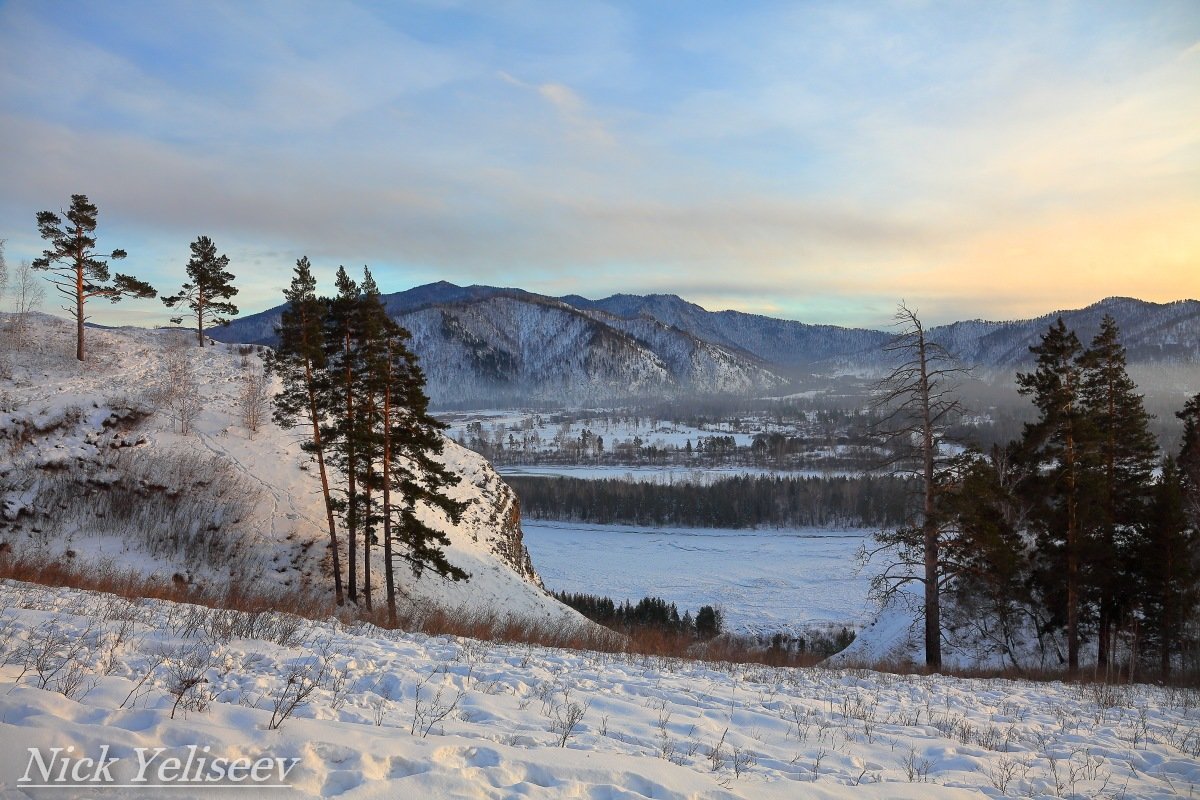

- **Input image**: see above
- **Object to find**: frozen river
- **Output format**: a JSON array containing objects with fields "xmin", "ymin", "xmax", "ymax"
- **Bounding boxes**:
[{"xmin": 521, "ymin": 521, "xmax": 877, "ymax": 636}]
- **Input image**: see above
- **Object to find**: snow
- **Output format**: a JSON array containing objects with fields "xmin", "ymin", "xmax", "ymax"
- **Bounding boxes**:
[
  {"xmin": 523, "ymin": 522, "xmax": 874, "ymax": 635},
  {"xmin": 1, "ymin": 580, "xmax": 1197, "ymax": 799}
]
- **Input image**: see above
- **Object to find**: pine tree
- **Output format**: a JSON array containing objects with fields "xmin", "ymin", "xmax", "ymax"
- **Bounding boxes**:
[
  {"xmin": 323, "ymin": 266, "xmax": 363, "ymax": 604},
  {"xmin": 162, "ymin": 235, "xmax": 239, "ymax": 346},
  {"xmin": 939, "ymin": 446, "xmax": 1035, "ymax": 670},
  {"xmin": 270, "ymin": 256, "xmax": 343, "ymax": 605},
  {"xmin": 352, "ymin": 268, "xmax": 391, "ymax": 613},
  {"xmin": 1017, "ymin": 318, "xmax": 1095, "ymax": 676},
  {"xmin": 1138, "ymin": 458, "xmax": 1199, "ymax": 680},
  {"xmin": 1078, "ymin": 315, "xmax": 1157, "ymax": 674},
  {"xmin": 32, "ymin": 194, "xmax": 156, "ymax": 361},
  {"xmin": 382, "ymin": 313, "xmax": 469, "ymax": 622},
  {"xmin": 1178, "ymin": 393, "xmax": 1200, "ymax": 527}
]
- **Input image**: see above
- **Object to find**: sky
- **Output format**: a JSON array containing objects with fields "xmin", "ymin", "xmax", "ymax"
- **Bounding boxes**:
[{"xmin": 0, "ymin": 0, "xmax": 1197, "ymax": 329}]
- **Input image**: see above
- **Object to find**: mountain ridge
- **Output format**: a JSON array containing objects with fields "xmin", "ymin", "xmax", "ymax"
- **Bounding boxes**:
[{"xmin": 210, "ymin": 284, "xmax": 1200, "ymax": 405}]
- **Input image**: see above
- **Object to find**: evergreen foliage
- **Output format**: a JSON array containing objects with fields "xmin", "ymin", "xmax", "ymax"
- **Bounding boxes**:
[
  {"xmin": 32, "ymin": 194, "xmax": 156, "ymax": 361},
  {"xmin": 271, "ymin": 262, "xmax": 468, "ymax": 617},
  {"xmin": 1078, "ymin": 315, "xmax": 1158, "ymax": 669},
  {"xmin": 1015, "ymin": 317, "xmax": 1092, "ymax": 676},
  {"xmin": 551, "ymin": 590, "xmax": 722, "ymax": 638},
  {"xmin": 162, "ymin": 235, "xmax": 239, "ymax": 346},
  {"xmin": 509, "ymin": 474, "xmax": 914, "ymax": 528},
  {"xmin": 270, "ymin": 257, "xmax": 344, "ymax": 605}
]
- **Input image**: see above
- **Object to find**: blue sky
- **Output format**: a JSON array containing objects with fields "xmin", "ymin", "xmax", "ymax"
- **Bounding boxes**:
[{"xmin": 1, "ymin": 1, "xmax": 1197, "ymax": 328}]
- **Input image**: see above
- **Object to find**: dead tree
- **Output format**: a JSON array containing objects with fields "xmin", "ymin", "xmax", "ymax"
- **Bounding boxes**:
[{"xmin": 869, "ymin": 302, "xmax": 970, "ymax": 670}]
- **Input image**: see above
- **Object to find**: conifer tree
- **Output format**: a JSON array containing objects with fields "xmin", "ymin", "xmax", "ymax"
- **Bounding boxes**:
[
  {"xmin": 1017, "ymin": 318, "xmax": 1095, "ymax": 676},
  {"xmin": 162, "ymin": 235, "xmax": 239, "ymax": 346},
  {"xmin": 1138, "ymin": 458, "xmax": 1199, "ymax": 679},
  {"xmin": 323, "ymin": 267, "xmax": 363, "ymax": 604},
  {"xmin": 352, "ymin": 267, "xmax": 391, "ymax": 613},
  {"xmin": 1178, "ymin": 393, "xmax": 1200, "ymax": 526},
  {"xmin": 369, "ymin": 296, "xmax": 469, "ymax": 624},
  {"xmin": 32, "ymin": 194, "xmax": 156, "ymax": 361},
  {"xmin": 270, "ymin": 256, "xmax": 343, "ymax": 605},
  {"xmin": 1078, "ymin": 315, "xmax": 1157, "ymax": 672}
]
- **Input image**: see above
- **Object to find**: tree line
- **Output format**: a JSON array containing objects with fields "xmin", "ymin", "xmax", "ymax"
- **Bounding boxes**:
[
  {"xmin": 508, "ymin": 473, "xmax": 916, "ymax": 528},
  {"xmin": 550, "ymin": 591, "xmax": 723, "ymax": 638},
  {"xmin": 29, "ymin": 194, "xmax": 239, "ymax": 360},
  {"xmin": 873, "ymin": 308, "xmax": 1200, "ymax": 680},
  {"xmin": 271, "ymin": 260, "xmax": 468, "ymax": 621}
]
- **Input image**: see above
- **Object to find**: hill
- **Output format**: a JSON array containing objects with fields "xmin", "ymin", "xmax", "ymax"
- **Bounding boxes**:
[{"xmin": 0, "ymin": 314, "xmax": 581, "ymax": 627}]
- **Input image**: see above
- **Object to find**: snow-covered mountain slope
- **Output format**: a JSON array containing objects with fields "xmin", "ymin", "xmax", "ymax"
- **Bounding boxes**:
[
  {"xmin": 0, "ymin": 580, "xmax": 1195, "ymax": 799},
  {"xmin": 213, "ymin": 292, "xmax": 786, "ymax": 406},
  {"xmin": 396, "ymin": 296, "xmax": 785, "ymax": 406},
  {"xmin": 0, "ymin": 315, "xmax": 578, "ymax": 626}
]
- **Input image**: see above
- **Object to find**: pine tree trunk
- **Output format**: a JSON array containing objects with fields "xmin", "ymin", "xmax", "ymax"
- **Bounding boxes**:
[
  {"xmin": 197, "ymin": 287, "xmax": 205, "ymax": 347},
  {"xmin": 345, "ymin": 329, "xmax": 358, "ymax": 604},
  {"xmin": 363, "ymin": 480, "xmax": 373, "ymax": 612},
  {"xmin": 1097, "ymin": 605, "xmax": 1110, "ymax": 681},
  {"xmin": 304, "ymin": 357, "xmax": 343, "ymax": 605},
  {"xmin": 1162, "ymin": 551, "xmax": 1173, "ymax": 680},
  {"xmin": 1066, "ymin": 430, "xmax": 1080, "ymax": 678},
  {"xmin": 75, "ymin": 262, "xmax": 85, "ymax": 362},
  {"xmin": 382, "ymin": 362, "xmax": 397, "ymax": 626},
  {"xmin": 916, "ymin": 330, "xmax": 941, "ymax": 670}
]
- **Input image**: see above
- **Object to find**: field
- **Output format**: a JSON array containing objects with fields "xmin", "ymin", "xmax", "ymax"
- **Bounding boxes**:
[{"xmin": 0, "ymin": 580, "xmax": 1196, "ymax": 799}]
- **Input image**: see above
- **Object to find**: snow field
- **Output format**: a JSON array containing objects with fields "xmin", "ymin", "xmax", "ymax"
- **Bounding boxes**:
[{"xmin": 1, "ymin": 580, "xmax": 1198, "ymax": 799}]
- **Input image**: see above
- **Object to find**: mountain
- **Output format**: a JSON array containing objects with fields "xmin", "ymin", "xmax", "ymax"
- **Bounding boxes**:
[
  {"xmin": 214, "ymin": 286, "xmax": 789, "ymax": 406},
  {"xmin": 922, "ymin": 297, "xmax": 1200, "ymax": 371},
  {"xmin": 211, "ymin": 284, "xmax": 1200, "ymax": 406},
  {"xmin": 0, "ymin": 314, "xmax": 580, "ymax": 625}
]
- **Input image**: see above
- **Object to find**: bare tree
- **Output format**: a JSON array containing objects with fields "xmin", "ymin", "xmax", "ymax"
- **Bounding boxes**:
[
  {"xmin": 868, "ymin": 302, "xmax": 970, "ymax": 670},
  {"xmin": 238, "ymin": 365, "xmax": 270, "ymax": 438},
  {"xmin": 0, "ymin": 239, "xmax": 8, "ymax": 305},
  {"xmin": 7, "ymin": 259, "xmax": 44, "ymax": 349},
  {"xmin": 157, "ymin": 338, "xmax": 204, "ymax": 435}
]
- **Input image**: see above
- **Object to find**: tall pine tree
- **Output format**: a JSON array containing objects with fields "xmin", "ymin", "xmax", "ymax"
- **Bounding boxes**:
[
  {"xmin": 323, "ymin": 267, "xmax": 363, "ymax": 604},
  {"xmin": 1137, "ymin": 458, "xmax": 1199, "ymax": 679},
  {"xmin": 32, "ymin": 194, "xmax": 156, "ymax": 361},
  {"xmin": 1017, "ymin": 318, "xmax": 1094, "ymax": 676},
  {"xmin": 1178, "ymin": 393, "xmax": 1200, "ymax": 527},
  {"xmin": 270, "ymin": 256, "xmax": 344, "ymax": 605},
  {"xmin": 1078, "ymin": 315, "xmax": 1157, "ymax": 673},
  {"xmin": 162, "ymin": 235, "xmax": 239, "ymax": 346}
]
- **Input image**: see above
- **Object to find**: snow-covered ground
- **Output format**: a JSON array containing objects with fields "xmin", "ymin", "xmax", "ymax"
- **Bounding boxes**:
[
  {"xmin": 1, "ymin": 580, "xmax": 1197, "ymax": 799},
  {"xmin": 523, "ymin": 522, "xmax": 874, "ymax": 634}
]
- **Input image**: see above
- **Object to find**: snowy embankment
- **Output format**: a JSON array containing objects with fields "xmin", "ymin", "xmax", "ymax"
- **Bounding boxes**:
[
  {"xmin": 1, "ymin": 580, "xmax": 1198, "ymax": 799},
  {"xmin": 0, "ymin": 316, "xmax": 581, "ymax": 627}
]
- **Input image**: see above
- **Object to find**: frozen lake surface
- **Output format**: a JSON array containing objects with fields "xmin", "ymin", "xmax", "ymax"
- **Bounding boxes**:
[{"xmin": 522, "ymin": 521, "xmax": 876, "ymax": 635}]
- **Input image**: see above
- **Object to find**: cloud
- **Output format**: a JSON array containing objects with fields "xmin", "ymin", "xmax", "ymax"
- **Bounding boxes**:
[{"xmin": 0, "ymin": 1, "xmax": 1197, "ymax": 329}]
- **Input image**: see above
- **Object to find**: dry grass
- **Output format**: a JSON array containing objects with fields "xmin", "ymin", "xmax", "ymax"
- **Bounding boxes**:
[{"xmin": 4, "ymin": 550, "xmax": 1196, "ymax": 686}]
